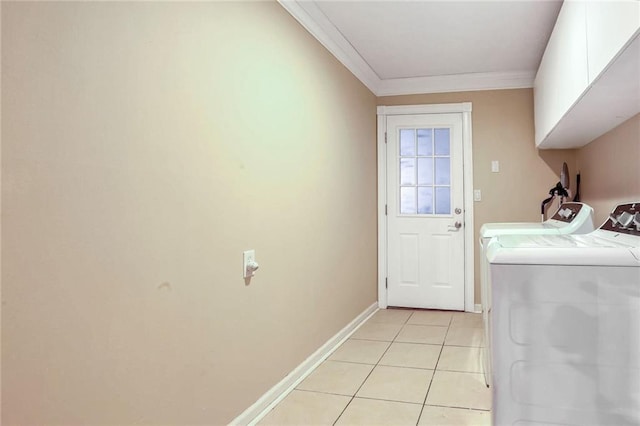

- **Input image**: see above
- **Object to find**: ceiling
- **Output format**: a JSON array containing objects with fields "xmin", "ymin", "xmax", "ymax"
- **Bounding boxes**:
[{"xmin": 278, "ymin": 0, "xmax": 563, "ymax": 96}]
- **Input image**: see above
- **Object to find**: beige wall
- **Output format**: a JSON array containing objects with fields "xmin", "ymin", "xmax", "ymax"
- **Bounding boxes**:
[
  {"xmin": 378, "ymin": 90, "xmax": 577, "ymax": 302},
  {"xmin": 1, "ymin": 2, "xmax": 377, "ymax": 425},
  {"xmin": 576, "ymin": 114, "xmax": 640, "ymax": 225}
]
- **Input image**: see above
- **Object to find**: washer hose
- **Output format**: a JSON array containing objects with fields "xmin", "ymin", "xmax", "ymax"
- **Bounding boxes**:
[{"xmin": 541, "ymin": 182, "xmax": 569, "ymax": 215}]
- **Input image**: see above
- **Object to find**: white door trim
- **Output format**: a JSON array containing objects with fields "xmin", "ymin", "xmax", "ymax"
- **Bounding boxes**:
[{"xmin": 377, "ymin": 103, "xmax": 475, "ymax": 312}]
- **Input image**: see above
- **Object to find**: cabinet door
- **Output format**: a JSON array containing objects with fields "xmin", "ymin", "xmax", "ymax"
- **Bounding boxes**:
[
  {"xmin": 534, "ymin": 0, "xmax": 589, "ymax": 146},
  {"xmin": 586, "ymin": 1, "xmax": 640, "ymax": 83}
]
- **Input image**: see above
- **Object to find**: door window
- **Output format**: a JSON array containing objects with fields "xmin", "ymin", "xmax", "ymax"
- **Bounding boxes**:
[{"xmin": 399, "ymin": 128, "xmax": 451, "ymax": 215}]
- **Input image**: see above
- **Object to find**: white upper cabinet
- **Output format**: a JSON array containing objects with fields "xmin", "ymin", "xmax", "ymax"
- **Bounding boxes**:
[
  {"xmin": 534, "ymin": 1, "xmax": 589, "ymax": 148},
  {"xmin": 586, "ymin": 1, "xmax": 640, "ymax": 82},
  {"xmin": 534, "ymin": 0, "xmax": 640, "ymax": 149}
]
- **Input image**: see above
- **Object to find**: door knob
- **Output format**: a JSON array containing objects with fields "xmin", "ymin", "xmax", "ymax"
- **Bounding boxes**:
[{"xmin": 448, "ymin": 221, "xmax": 462, "ymax": 231}]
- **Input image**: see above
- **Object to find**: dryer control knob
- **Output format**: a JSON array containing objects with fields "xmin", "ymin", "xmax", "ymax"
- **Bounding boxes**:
[
  {"xmin": 609, "ymin": 213, "xmax": 619, "ymax": 227},
  {"xmin": 618, "ymin": 211, "xmax": 634, "ymax": 228},
  {"xmin": 561, "ymin": 208, "xmax": 573, "ymax": 219}
]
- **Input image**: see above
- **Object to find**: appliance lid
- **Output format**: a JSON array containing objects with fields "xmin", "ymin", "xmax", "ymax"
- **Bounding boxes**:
[
  {"xmin": 480, "ymin": 203, "xmax": 594, "ymax": 239},
  {"xmin": 480, "ymin": 222, "xmax": 561, "ymax": 238},
  {"xmin": 487, "ymin": 231, "xmax": 640, "ymax": 266}
]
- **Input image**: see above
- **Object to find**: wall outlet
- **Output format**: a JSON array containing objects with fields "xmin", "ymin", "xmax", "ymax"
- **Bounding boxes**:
[
  {"xmin": 243, "ymin": 250, "xmax": 258, "ymax": 278},
  {"xmin": 474, "ymin": 189, "xmax": 482, "ymax": 202},
  {"xmin": 491, "ymin": 160, "xmax": 500, "ymax": 173}
]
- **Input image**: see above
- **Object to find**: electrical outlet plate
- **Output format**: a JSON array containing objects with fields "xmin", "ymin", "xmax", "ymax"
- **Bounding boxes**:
[{"xmin": 243, "ymin": 250, "xmax": 255, "ymax": 278}]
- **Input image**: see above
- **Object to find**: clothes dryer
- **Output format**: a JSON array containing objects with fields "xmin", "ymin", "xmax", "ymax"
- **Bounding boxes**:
[
  {"xmin": 486, "ymin": 202, "xmax": 640, "ymax": 426},
  {"xmin": 479, "ymin": 202, "xmax": 594, "ymax": 386}
]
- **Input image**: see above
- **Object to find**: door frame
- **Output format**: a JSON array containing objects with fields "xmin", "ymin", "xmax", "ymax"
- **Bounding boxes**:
[{"xmin": 377, "ymin": 103, "xmax": 476, "ymax": 312}]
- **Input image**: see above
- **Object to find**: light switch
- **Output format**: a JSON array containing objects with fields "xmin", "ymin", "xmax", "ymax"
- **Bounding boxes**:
[
  {"xmin": 474, "ymin": 189, "xmax": 482, "ymax": 202},
  {"xmin": 491, "ymin": 161, "xmax": 500, "ymax": 173}
]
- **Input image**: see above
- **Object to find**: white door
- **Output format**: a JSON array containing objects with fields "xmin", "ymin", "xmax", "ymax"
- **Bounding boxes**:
[{"xmin": 386, "ymin": 113, "xmax": 465, "ymax": 310}]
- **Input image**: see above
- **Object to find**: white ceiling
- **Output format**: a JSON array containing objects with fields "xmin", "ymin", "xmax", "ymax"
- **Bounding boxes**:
[{"xmin": 279, "ymin": 0, "xmax": 563, "ymax": 95}]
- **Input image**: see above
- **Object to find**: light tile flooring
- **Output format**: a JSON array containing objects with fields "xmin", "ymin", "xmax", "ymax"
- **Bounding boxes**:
[{"xmin": 257, "ymin": 309, "xmax": 490, "ymax": 426}]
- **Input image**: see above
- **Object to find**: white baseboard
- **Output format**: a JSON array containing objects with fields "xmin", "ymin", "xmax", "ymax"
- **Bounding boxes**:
[
  {"xmin": 229, "ymin": 302, "xmax": 379, "ymax": 426},
  {"xmin": 474, "ymin": 303, "xmax": 482, "ymax": 314}
]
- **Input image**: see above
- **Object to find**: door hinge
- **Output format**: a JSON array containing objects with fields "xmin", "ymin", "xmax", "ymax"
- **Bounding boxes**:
[
  {"xmin": 384, "ymin": 132, "xmax": 387, "ymax": 144},
  {"xmin": 385, "ymin": 204, "xmax": 388, "ymax": 216},
  {"xmin": 385, "ymin": 277, "xmax": 388, "ymax": 289}
]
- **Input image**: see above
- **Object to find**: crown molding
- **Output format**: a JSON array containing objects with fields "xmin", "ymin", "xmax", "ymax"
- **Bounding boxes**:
[
  {"xmin": 278, "ymin": 0, "xmax": 535, "ymax": 96},
  {"xmin": 376, "ymin": 71, "xmax": 536, "ymax": 96},
  {"xmin": 277, "ymin": 0, "xmax": 381, "ymax": 93}
]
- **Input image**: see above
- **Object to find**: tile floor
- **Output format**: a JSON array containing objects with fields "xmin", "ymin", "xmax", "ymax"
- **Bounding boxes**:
[{"xmin": 257, "ymin": 308, "xmax": 491, "ymax": 426}]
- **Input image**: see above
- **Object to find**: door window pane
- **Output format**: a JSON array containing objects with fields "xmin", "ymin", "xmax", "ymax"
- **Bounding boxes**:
[
  {"xmin": 401, "ymin": 187, "xmax": 417, "ymax": 214},
  {"xmin": 418, "ymin": 187, "xmax": 434, "ymax": 214},
  {"xmin": 398, "ymin": 126, "xmax": 453, "ymax": 216},
  {"xmin": 435, "ymin": 187, "xmax": 451, "ymax": 214},
  {"xmin": 417, "ymin": 129, "xmax": 433, "ymax": 156},
  {"xmin": 435, "ymin": 158, "xmax": 450, "ymax": 185},
  {"xmin": 400, "ymin": 129, "xmax": 415, "ymax": 156},
  {"xmin": 400, "ymin": 158, "xmax": 416, "ymax": 185},
  {"xmin": 417, "ymin": 158, "xmax": 433, "ymax": 185},
  {"xmin": 435, "ymin": 128, "xmax": 450, "ymax": 155}
]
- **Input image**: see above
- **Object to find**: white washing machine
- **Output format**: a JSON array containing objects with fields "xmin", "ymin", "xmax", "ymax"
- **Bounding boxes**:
[
  {"xmin": 479, "ymin": 202, "xmax": 594, "ymax": 386},
  {"xmin": 486, "ymin": 202, "xmax": 640, "ymax": 426}
]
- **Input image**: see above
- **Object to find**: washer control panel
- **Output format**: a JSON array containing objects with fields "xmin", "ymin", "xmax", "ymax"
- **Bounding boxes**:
[
  {"xmin": 601, "ymin": 203, "xmax": 640, "ymax": 236},
  {"xmin": 550, "ymin": 202, "xmax": 585, "ymax": 223}
]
